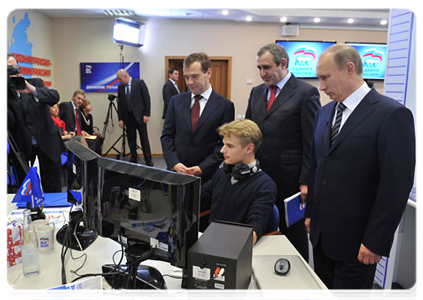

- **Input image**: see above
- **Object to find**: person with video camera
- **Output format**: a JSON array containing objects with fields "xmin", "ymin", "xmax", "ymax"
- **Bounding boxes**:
[{"xmin": 7, "ymin": 54, "xmax": 63, "ymax": 192}]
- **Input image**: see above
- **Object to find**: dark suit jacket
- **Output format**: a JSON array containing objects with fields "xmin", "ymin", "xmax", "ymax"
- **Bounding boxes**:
[
  {"xmin": 246, "ymin": 75, "xmax": 321, "ymax": 199},
  {"xmin": 305, "ymin": 89, "xmax": 415, "ymax": 262},
  {"xmin": 117, "ymin": 78, "xmax": 151, "ymax": 126},
  {"xmin": 162, "ymin": 79, "xmax": 179, "ymax": 119},
  {"xmin": 8, "ymin": 78, "xmax": 62, "ymax": 164},
  {"xmin": 59, "ymin": 101, "xmax": 81, "ymax": 133},
  {"xmin": 161, "ymin": 90, "xmax": 234, "ymax": 181}
]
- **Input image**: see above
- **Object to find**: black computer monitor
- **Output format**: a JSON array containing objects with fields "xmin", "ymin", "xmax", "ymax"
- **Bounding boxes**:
[
  {"xmin": 96, "ymin": 156, "xmax": 200, "ymax": 289},
  {"xmin": 56, "ymin": 137, "xmax": 99, "ymax": 251}
]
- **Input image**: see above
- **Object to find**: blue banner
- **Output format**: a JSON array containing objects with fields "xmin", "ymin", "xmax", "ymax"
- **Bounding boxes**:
[
  {"xmin": 80, "ymin": 62, "xmax": 140, "ymax": 93},
  {"xmin": 347, "ymin": 43, "xmax": 387, "ymax": 80},
  {"xmin": 277, "ymin": 41, "xmax": 335, "ymax": 78}
]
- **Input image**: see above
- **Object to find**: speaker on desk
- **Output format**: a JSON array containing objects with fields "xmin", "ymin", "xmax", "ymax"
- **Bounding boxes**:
[{"xmin": 188, "ymin": 221, "xmax": 253, "ymax": 289}]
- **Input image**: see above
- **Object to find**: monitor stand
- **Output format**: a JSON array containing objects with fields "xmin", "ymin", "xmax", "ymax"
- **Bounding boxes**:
[
  {"xmin": 102, "ymin": 243, "xmax": 167, "ymax": 290},
  {"xmin": 56, "ymin": 211, "xmax": 97, "ymax": 251}
]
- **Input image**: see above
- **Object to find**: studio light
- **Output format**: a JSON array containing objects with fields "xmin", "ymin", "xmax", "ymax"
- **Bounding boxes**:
[{"xmin": 112, "ymin": 17, "xmax": 145, "ymax": 47}]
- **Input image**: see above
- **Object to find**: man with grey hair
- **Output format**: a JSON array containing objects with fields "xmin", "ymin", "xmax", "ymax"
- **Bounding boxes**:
[
  {"xmin": 305, "ymin": 44, "xmax": 415, "ymax": 289},
  {"xmin": 246, "ymin": 43, "xmax": 321, "ymax": 261},
  {"xmin": 117, "ymin": 69, "xmax": 153, "ymax": 166}
]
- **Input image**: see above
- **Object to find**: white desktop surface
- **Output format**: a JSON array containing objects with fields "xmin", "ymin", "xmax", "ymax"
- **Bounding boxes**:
[{"xmin": 7, "ymin": 194, "xmax": 326, "ymax": 291}]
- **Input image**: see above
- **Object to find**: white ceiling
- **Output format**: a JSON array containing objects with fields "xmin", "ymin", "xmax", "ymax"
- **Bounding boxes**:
[{"xmin": 36, "ymin": 8, "xmax": 391, "ymax": 30}]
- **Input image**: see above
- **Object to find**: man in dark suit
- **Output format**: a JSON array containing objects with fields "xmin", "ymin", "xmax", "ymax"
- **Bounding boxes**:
[
  {"xmin": 246, "ymin": 43, "xmax": 321, "ymax": 261},
  {"xmin": 7, "ymin": 54, "xmax": 63, "ymax": 192},
  {"xmin": 161, "ymin": 52, "xmax": 234, "ymax": 185},
  {"xmin": 117, "ymin": 69, "xmax": 153, "ymax": 166},
  {"xmin": 305, "ymin": 44, "xmax": 415, "ymax": 289},
  {"xmin": 59, "ymin": 89, "xmax": 85, "ymax": 134},
  {"xmin": 162, "ymin": 67, "xmax": 180, "ymax": 119}
]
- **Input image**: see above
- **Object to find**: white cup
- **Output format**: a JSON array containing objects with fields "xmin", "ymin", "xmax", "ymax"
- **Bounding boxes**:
[
  {"xmin": 33, "ymin": 219, "xmax": 52, "ymax": 229},
  {"xmin": 35, "ymin": 224, "xmax": 55, "ymax": 252}
]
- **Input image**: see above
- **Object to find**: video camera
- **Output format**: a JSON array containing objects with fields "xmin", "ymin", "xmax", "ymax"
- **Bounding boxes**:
[
  {"xmin": 108, "ymin": 94, "xmax": 117, "ymax": 101},
  {"xmin": 8, "ymin": 65, "xmax": 20, "ymax": 76},
  {"xmin": 7, "ymin": 65, "xmax": 25, "ymax": 90}
]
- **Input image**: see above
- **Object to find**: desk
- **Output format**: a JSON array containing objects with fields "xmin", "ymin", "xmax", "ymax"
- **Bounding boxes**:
[
  {"xmin": 395, "ymin": 200, "xmax": 416, "ymax": 288},
  {"xmin": 7, "ymin": 195, "xmax": 326, "ymax": 291}
]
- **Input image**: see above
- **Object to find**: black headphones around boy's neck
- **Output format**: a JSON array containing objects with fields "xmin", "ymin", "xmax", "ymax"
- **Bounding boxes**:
[{"xmin": 223, "ymin": 160, "xmax": 260, "ymax": 181}]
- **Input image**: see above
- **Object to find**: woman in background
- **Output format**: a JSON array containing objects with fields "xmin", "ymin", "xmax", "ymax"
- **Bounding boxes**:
[
  {"xmin": 49, "ymin": 103, "xmax": 74, "ymax": 140},
  {"xmin": 79, "ymin": 99, "xmax": 103, "ymax": 154},
  {"xmin": 80, "ymin": 100, "xmax": 102, "ymax": 137}
]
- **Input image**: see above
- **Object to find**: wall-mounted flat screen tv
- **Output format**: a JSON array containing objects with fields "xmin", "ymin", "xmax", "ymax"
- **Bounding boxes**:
[
  {"xmin": 346, "ymin": 42, "xmax": 387, "ymax": 80},
  {"xmin": 276, "ymin": 40, "xmax": 336, "ymax": 78}
]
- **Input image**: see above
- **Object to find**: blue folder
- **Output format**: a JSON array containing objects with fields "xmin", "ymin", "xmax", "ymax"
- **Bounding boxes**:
[
  {"xmin": 284, "ymin": 192, "xmax": 306, "ymax": 228},
  {"xmin": 15, "ymin": 192, "xmax": 72, "ymax": 208}
]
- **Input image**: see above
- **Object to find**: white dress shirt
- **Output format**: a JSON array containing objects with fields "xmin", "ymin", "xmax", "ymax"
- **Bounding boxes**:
[
  {"xmin": 332, "ymin": 82, "xmax": 371, "ymax": 130},
  {"xmin": 191, "ymin": 85, "xmax": 213, "ymax": 116},
  {"xmin": 169, "ymin": 78, "xmax": 180, "ymax": 93},
  {"xmin": 267, "ymin": 71, "xmax": 292, "ymax": 101}
]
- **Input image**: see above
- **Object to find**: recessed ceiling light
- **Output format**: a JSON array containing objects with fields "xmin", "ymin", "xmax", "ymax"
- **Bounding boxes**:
[
  {"xmin": 245, "ymin": 16, "xmax": 253, "ymax": 22},
  {"xmin": 280, "ymin": 16, "xmax": 288, "ymax": 23},
  {"xmin": 347, "ymin": 18, "xmax": 355, "ymax": 24},
  {"xmin": 380, "ymin": 19, "xmax": 388, "ymax": 25},
  {"xmin": 103, "ymin": 9, "xmax": 134, "ymax": 17},
  {"xmin": 222, "ymin": 10, "xmax": 230, "ymax": 16},
  {"xmin": 313, "ymin": 17, "xmax": 321, "ymax": 23}
]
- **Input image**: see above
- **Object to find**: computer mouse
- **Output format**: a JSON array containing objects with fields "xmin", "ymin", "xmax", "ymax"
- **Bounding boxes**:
[{"xmin": 274, "ymin": 258, "xmax": 290, "ymax": 276}]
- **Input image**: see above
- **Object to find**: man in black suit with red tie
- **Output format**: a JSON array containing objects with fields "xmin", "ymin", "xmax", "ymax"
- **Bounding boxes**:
[
  {"xmin": 305, "ymin": 44, "xmax": 415, "ymax": 289},
  {"xmin": 117, "ymin": 69, "xmax": 153, "ymax": 166},
  {"xmin": 7, "ymin": 54, "xmax": 62, "ymax": 192},
  {"xmin": 246, "ymin": 43, "xmax": 321, "ymax": 261},
  {"xmin": 162, "ymin": 67, "xmax": 180, "ymax": 119},
  {"xmin": 59, "ymin": 89, "xmax": 85, "ymax": 135},
  {"xmin": 161, "ymin": 52, "xmax": 234, "ymax": 185}
]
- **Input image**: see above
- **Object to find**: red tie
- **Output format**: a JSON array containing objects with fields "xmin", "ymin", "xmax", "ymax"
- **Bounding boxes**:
[
  {"xmin": 75, "ymin": 108, "xmax": 81, "ymax": 136},
  {"xmin": 267, "ymin": 86, "xmax": 277, "ymax": 112},
  {"xmin": 191, "ymin": 95, "xmax": 201, "ymax": 131}
]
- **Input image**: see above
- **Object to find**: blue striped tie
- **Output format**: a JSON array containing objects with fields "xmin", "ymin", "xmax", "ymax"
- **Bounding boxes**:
[{"xmin": 330, "ymin": 102, "xmax": 346, "ymax": 146}]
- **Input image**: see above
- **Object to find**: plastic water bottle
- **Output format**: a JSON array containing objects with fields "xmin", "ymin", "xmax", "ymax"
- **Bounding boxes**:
[{"xmin": 22, "ymin": 209, "xmax": 40, "ymax": 276}]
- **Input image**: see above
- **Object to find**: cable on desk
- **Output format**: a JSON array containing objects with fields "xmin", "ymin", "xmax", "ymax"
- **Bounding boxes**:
[
  {"xmin": 69, "ymin": 250, "xmax": 87, "ymax": 275},
  {"xmin": 60, "ymin": 204, "xmax": 75, "ymax": 285},
  {"xmin": 66, "ymin": 230, "xmax": 162, "ymax": 290}
]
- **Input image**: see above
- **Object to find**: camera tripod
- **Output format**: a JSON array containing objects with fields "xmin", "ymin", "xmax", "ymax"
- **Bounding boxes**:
[{"xmin": 101, "ymin": 95, "xmax": 129, "ymax": 160}]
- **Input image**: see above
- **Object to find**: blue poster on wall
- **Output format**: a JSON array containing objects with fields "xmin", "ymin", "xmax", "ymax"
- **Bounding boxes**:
[
  {"xmin": 346, "ymin": 43, "xmax": 387, "ymax": 80},
  {"xmin": 276, "ymin": 40, "xmax": 335, "ymax": 78},
  {"xmin": 9, "ymin": 12, "xmax": 34, "ymax": 78},
  {"xmin": 80, "ymin": 62, "xmax": 140, "ymax": 93}
]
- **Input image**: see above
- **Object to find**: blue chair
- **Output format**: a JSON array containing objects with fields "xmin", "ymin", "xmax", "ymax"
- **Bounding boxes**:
[
  {"xmin": 199, "ymin": 204, "xmax": 280, "ymax": 236},
  {"xmin": 264, "ymin": 205, "xmax": 280, "ymax": 236},
  {"xmin": 60, "ymin": 152, "xmax": 68, "ymax": 186},
  {"xmin": 7, "ymin": 140, "xmax": 18, "ymax": 188}
]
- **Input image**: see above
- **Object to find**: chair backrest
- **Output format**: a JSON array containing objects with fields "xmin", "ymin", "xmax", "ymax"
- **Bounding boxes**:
[
  {"xmin": 200, "ymin": 205, "xmax": 280, "ymax": 236},
  {"xmin": 265, "ymin": 205, "xmax": 279, "ymax": 235},
  {"xmin": 7, "ymin": 140, "xmax": 18, "ymax": 189},
  {"xmin": 5, "ymin": 139, "xmax": 10, "ymax": 153}
]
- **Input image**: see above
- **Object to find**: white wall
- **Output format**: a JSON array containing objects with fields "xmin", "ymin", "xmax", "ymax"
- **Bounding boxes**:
[{"xmin": 7, "ymin": 10, "xmax": 55, "ymax": 84}]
